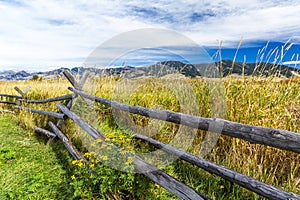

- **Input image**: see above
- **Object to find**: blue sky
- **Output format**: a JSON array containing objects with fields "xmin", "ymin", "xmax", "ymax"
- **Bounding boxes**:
[{"xmin": 0, "ymin": 0, "xmax": 300, "ymax": 71}]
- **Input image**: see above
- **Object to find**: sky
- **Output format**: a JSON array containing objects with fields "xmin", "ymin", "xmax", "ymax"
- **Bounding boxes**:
[{"xmin": 1, "ymin": 0, "xmax": 300, "ymax": 71}]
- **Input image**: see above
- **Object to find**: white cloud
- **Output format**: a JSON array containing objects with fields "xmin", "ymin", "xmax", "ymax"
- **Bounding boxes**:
[
  {"xmin": 282, "ymin": 60, "xmax": 300, "ymax": 65},
  {"xmin": 0, "ymin": 0, "xmax": 300, "ymax": 70}
]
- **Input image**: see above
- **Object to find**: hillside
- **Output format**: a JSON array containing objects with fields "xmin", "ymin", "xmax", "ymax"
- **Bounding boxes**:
[
  {"xmin": 0, "ymin": 60, "xmax": 299, "ymax": 81},
  {"xmin": 127, "ymin": 60, "xmax": 202, "ymax": 78},
  {"xmin": 216, "ymin": 60, "xmax": 299, "ymax": 77}
]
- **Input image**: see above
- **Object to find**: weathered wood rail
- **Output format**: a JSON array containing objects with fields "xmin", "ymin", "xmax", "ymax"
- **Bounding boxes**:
[
  {"xmin": 0, "ymin": 100, "xmax": 17, "ymax": 105},
  {"xmin": 69, "ymin": 87, "xmax": 300, "ymax": 154},
  {"xmin": 48, "ymin": 121, "xmax": 84, "ymax": 161},
  {"xmin": 0, "ymin": 94, "xmax": 22, "ymax": 99},
  {"xmin": 57, "ymin": 103, "xmax": 209, "ymax": 200},
  {"xmin": 19, "ymin": 94, "xmax": 73, "ymax": 104},
  {"xmin": 0, "ymin": 93, "xmax": 22, "ymax": 105},
  {"xmin": 134, "ymin": 134, "xmax": 299, "ymax": 199},
  {"xmin": 1, "ymin": 71, "xmax": 300, "ymax": 200}
]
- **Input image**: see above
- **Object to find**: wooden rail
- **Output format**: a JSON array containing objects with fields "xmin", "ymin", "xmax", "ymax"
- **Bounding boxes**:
[
  {"xmin": 34, "ymin": 126, "xmax": 56, "ymax": 138},
  {"xmin": 57, "ymin": 103, "xmax": 209, "ymax": 200},
  {"xmin": 0, "ymin": 93, "xmax": 22, "ymax": 105},
  {"xmin": 14, "ymin": 86, "xmax": 26, "ymax": 98},
  {"xmin": 69, "ymin": 87, "xmax": 300, "ymax": 154},
  {"xmin": 0, "ymin": 100, "xmax": 17, "ymax": 105},
  {"xmin": 134, "ymin": 134, "xmax": 299, "ymax": 200},
  {"xmin": 15, "ymin": 106, "xmax": 65, "ymax": 119},
  {"xmin": 49, "ymin": 121, "xmax": 85, "ymax": 161},
  {"xmin": 1, "ymin": 71, "xmax": 300, "ymax": 199},
  {"xmin": 0, "ymin": 94, "xmax": 22, "ymax": 99},
  {"xmin": 20, "ymin": 94, "xmax": 73, "ymax": 104}
]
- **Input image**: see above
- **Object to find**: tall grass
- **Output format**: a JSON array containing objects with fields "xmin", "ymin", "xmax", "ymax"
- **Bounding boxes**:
[
  {"xmin": 93, "ymin": 75, "xmax": 300, "ymax": 197},
  {"xmin": 0, "ymin": 79, "xmax": 72, "ymax": 131},
  {"xmin": 0, "ymin": 72, "xmax": 300, "ymax": 199}
]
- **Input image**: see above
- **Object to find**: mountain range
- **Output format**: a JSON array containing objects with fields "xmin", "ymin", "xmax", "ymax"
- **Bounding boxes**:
[{"xmin": 0, "ymin": 60, "xmax": 299, "ymax": 81}]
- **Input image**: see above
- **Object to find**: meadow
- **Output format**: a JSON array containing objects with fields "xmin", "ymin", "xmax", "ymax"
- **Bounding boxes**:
[{"xmin": 0, "ymin": 74, "xmax": 299, "ymax": 199}]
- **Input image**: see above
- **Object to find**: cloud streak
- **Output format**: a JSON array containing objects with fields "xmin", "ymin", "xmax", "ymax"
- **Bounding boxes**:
[
  {"xmin": 283, "ymin": 61, "xmax": 300, "ymax": 65},
  {"xmin": 0, "ymin": 0, "xmax": 300, "ymax": 70}
]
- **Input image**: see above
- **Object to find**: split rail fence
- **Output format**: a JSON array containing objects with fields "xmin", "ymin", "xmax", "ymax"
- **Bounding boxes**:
[{"xmin": 0, "ymin": 71, "xmax": 300, "ymax": 200}]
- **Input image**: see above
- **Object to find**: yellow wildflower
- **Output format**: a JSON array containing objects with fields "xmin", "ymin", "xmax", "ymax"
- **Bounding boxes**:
[
  {"xmin": 84, "ymin": 152, "xmax": 90, "ymax": 158},
  {"xmin": 106, "ymin": 133, "xmax": 115, "ymax": 140},
  {"xmin": 89, "ymin": 163, "xmax": 95, "ymax": 168},
  {"xmin": 84, "ymin": 152, "xmax": 94, "ymax": 159},
  {"xmin": 100, "ymin": 155, "xmax": 108, "ymax": 161},
  {"xmin": 71, "ymin": 175, "xmax": 75, "ymax": 180},
  {"xmin": 77, "ymin": 159, "xmax": 84, "ymax": 167}
]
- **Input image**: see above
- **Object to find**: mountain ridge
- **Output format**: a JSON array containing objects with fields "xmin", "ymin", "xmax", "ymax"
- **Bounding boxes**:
[{"xmin": 0, "ymin": 60, "xmax": 299, "ymax": 81}]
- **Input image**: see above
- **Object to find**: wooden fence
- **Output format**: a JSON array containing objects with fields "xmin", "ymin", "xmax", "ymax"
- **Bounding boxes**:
[{"xmin": 0, "ymin": 71, "xmax": 300, "ymax": 200}]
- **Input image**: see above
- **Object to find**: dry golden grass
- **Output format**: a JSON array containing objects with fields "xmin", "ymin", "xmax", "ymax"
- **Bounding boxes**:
[{"xmin": 0, "ymin": 75, "xmax": 299, "ymax": 198}]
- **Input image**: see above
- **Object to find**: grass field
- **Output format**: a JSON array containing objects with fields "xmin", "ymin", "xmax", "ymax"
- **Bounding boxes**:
[
  {"xmin": 0, "ymin": 75, "xmax": 300, "ymax": 199},
  {"xmin": 0, "ymin": 114, "xmax": 73, "ymax": 199}
]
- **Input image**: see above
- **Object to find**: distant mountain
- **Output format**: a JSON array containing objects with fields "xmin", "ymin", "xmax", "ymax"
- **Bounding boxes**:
[
  {"xmin": 0, "ymin": 66, "xmax": 135, "ymax": 81},
  {"xmin": 123, "ymin": 60, "xmax": 300, "ymax": 78},
  {"xmin": 69, "ymin": 66, "xmax": 134, "ymax": 76},
  {"xmin": 0, "ymin": 70, "xmax": 18, "ymax": 76},
  {"xmin": 0, "ymin": 70, "xmax": 21, "ymax": 80},
  {"xmin": 35, "ymin": 67, "xmax": 70, "ymax": 76},
  {"xmin": 216, "ymin": 60, "xmax": 299, "ymax": 77},
  {"xmin": 0, "ymin": 60, "xmax": 299, "ymax": 81},
  {"xmin": 0, "ymin": 70, "xmax": 31, "ymax": 80},
  {"xmin": 126, "ymin": 60, "xmax": 202, "ymax": 78}
]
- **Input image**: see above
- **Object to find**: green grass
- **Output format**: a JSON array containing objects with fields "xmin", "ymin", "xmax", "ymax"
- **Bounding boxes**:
[
  {"xmin": 1, "ymin": 77, "xmax": 300, "ymax": 199},
  {"xmin": 0, "ymin": 114, "xmax": 73, "ymax": 200}
]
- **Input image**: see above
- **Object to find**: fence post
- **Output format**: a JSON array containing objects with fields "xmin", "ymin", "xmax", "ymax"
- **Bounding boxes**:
[
  {"xmin": 14, "ymin": 86, "xmax": 26, "ymax": 98},
  {"xmin": 56, "ymin": 71, "xmax": 90, "ymax": 129},
  {"xmin": 63, "ymin": 70, "xmax": 90, "ymax": 90},
  {"xmin": 49, "ymin": 121, "xmax": 85, "ymax": 161}
]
